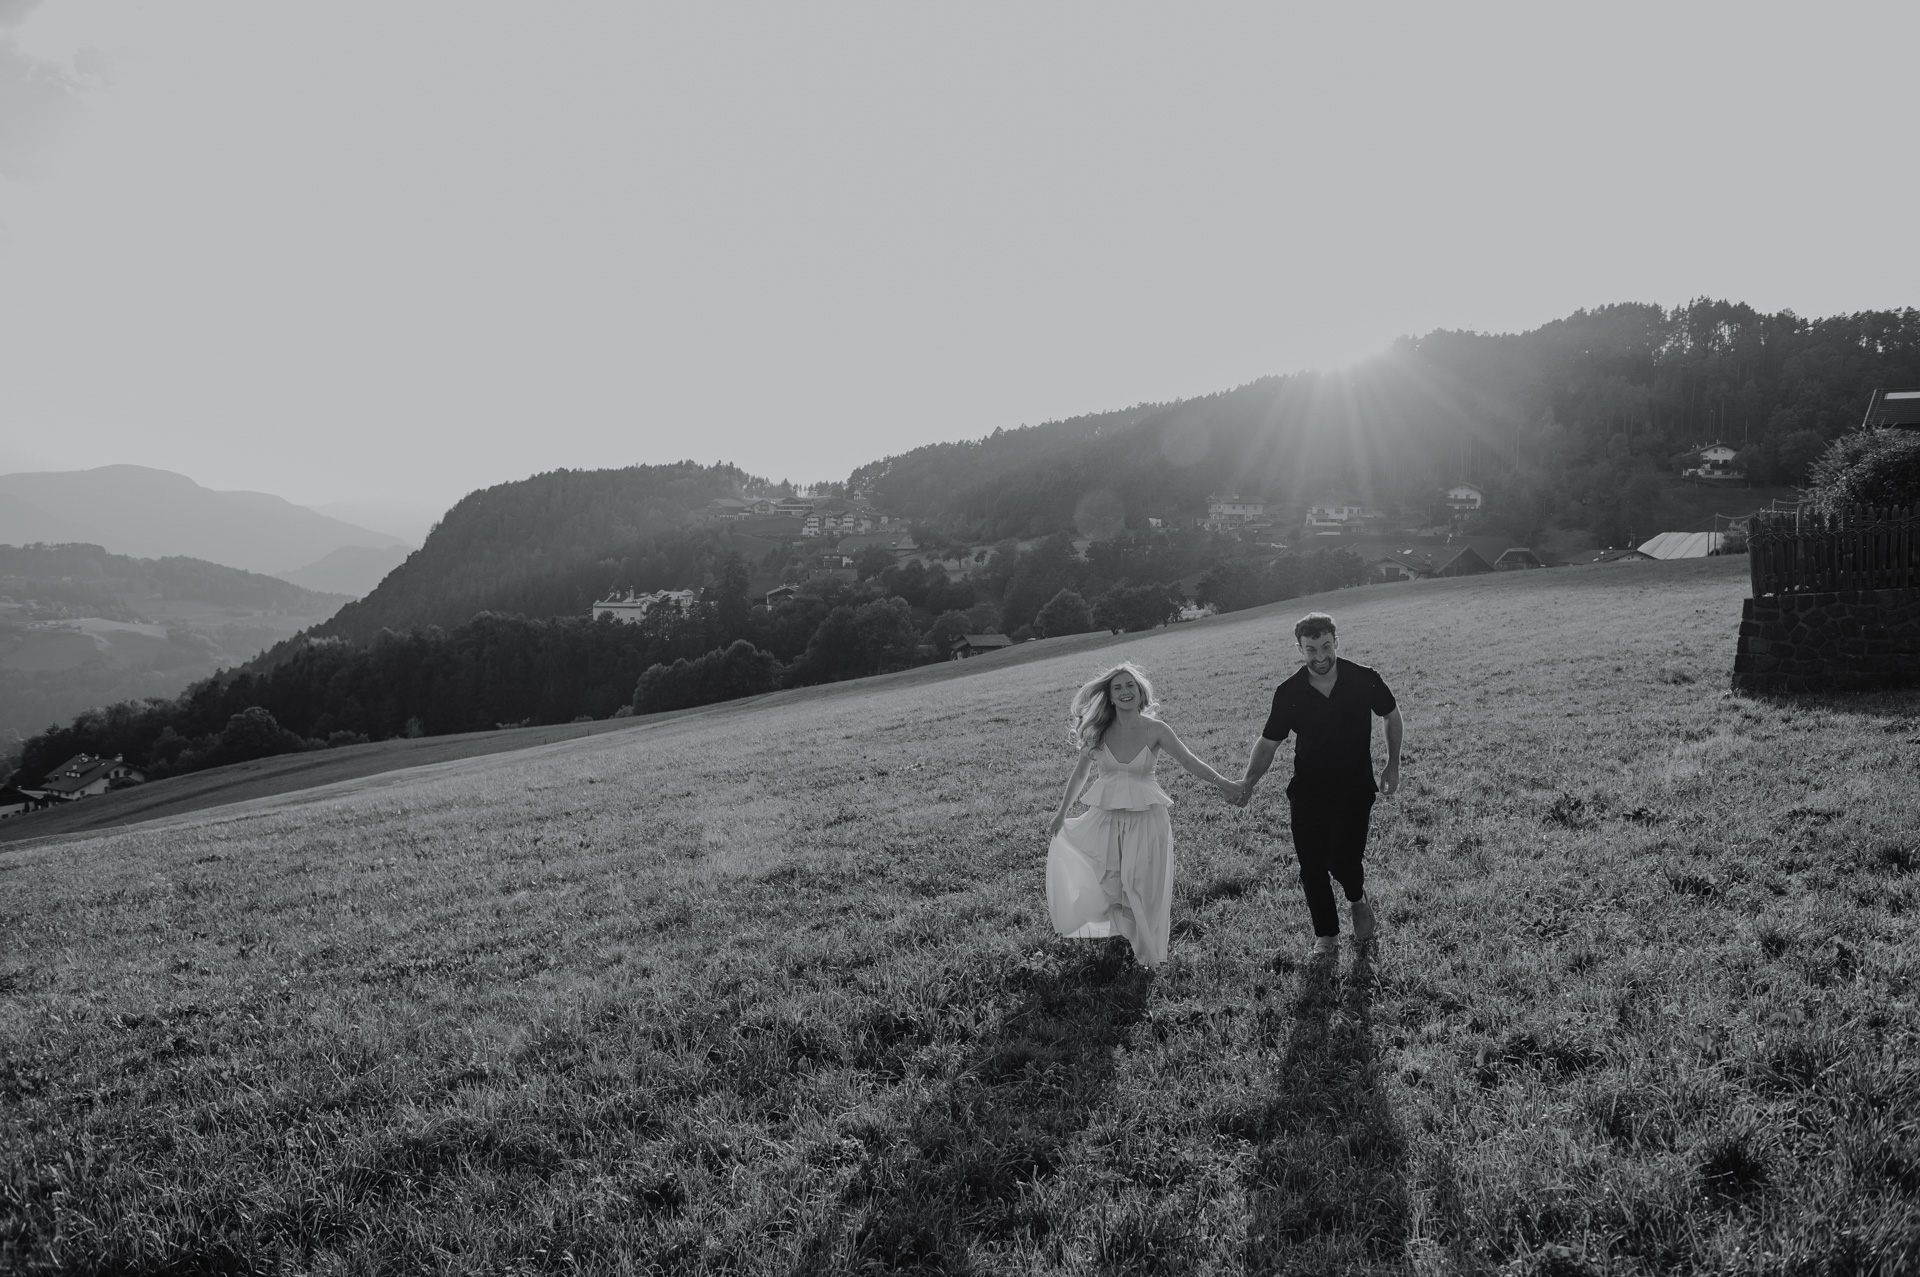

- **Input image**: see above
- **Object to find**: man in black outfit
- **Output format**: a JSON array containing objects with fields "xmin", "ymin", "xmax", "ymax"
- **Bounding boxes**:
[{"xmin": 1234, "ymin": 611, "xmax": 1402, "ymax": 957}]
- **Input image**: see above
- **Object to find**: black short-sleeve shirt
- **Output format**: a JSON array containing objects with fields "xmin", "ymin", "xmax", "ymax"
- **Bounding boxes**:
[{"xmin": 1261, "ymin": 658, "xmax": 1397, "ymax": 796}]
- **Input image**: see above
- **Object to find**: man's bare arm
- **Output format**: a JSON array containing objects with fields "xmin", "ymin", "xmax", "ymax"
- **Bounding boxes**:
[
  {"xmin": 1238, "ymin": 737, "xmax": 1281, "ymax": 805},
  {"xmin": 1379, "ymin": 708, "xmax": 1404, "ymax": 796}
]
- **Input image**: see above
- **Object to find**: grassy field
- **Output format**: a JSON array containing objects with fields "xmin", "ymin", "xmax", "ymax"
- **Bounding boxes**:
[{"xmin": 5, "ymin": 556, "xmax": 1920, "ymax": 1275}]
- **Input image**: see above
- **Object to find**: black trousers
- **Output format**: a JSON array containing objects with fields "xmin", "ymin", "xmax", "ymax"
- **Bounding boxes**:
[{"xmin": 1287, "ymin": 789, "xmax": 1376, "ymax": 937}]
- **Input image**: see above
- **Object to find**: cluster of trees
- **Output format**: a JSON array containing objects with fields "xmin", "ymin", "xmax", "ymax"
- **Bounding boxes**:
[{"xmin": 1194, "ymin": 550, "xmax": 1371, "ymax": 613}]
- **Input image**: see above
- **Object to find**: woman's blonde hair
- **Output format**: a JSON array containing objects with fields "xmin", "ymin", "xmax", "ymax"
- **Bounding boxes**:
[{"xmin": 1067, "ymin": 661, "xmax": 1158, "ymax": 750}]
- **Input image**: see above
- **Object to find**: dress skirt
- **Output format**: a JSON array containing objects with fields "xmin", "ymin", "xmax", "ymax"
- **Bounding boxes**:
[{"xmin": 1046, "ymin": 804, "xmax": 1175, "ymax": 967}]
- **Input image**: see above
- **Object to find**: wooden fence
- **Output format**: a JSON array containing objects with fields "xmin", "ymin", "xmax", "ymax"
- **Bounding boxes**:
[{"xmin": 1748, "ymin": 504, "xmax": 1919, "ymax": 597}]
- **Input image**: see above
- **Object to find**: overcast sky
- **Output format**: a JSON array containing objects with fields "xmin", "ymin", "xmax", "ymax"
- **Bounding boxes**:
[{"xmin": 2, "ymin": 1, "xmax": 1915, "ymax": 517}]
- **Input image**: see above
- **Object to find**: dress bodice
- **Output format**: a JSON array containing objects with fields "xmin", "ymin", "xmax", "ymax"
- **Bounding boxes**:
[{"xmin": 1079, "ymin": 740, "xmax": 1175, "ymax": 810}]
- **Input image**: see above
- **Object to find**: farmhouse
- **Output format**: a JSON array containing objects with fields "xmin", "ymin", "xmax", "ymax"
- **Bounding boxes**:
[
  {"xmin": 1682, "ymin": 442, "xmax": 1746, "ymax": 481},
  {"xmin": 591, "ymin": 589, "xmax": 699, "ymax": 623},
  {"xmin": 763, "ymin": 584, "xmax": 799, "ymax": 606},
  {"xmin": 1304, "ymin": 502, "xmax": 1369, "ymax": 533},
  {"xmin": 21, "ymin": 754, "xmax": 145, "ymax": 803},
  {"xmin": 1445, "ymin": 484, "xmax": 1483, "ymax": 511},
  {"xmin": 1493, "ymin": 547, "xmax": 1545, "ymax": 571},
  {"xmin": 1204, "ymin": 495, "xmax": 1266, "ymax": 531},
  {"xmin": 838, "ymin": 531, "xmax": 918, "ymax": 556},
  {"xmin": 951, "ymin": 633, "xmax": 1014, "ymax": 659},
  {"xmin": 1433, "ymin": 545, "xmax": 1496, "ymax": 577},
  {"xmin": 702, "ymin": 498, "xmax": 752, "ymax": 521},
  {"xmin": 1368, "ymin": 558, "xmax": 1423, "ymax": 583},
  {"xmin": 1592, "ymin": 547, "xmax": 1658, "ymax": 563}
]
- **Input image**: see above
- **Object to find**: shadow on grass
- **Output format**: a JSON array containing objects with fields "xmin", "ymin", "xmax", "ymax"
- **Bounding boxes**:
[
  {"xmin": 804, "ymin": 938, "xmax": 1150, "ymax": 1273},
  {"xmin": 1243, "ymin": 946, "xmax": 1408, "ymax": 1273},
  {"xmin": 1736, "ymin": 687, "xmax": 1920, "ymax": 721}
]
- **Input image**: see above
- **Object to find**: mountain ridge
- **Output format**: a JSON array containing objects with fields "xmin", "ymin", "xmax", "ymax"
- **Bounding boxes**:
[{"xmin": 0, "ymin": 465, "xmax": 410, "ymax": 575}]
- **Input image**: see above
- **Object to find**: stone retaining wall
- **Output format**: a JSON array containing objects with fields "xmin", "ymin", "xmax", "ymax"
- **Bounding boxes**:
[{"xmin": 1732, "ymin": 586, "xmax": 1920, "ymax": 692}]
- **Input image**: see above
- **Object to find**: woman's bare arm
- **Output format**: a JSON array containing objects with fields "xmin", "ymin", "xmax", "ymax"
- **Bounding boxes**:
[
  {"xmin": 1048, "ymin": 749, "xmax": 1094, "ymax": 835},
  {"xmin": 1152, "ymin": 720, "xmax": 1239, "ymax": 796}
]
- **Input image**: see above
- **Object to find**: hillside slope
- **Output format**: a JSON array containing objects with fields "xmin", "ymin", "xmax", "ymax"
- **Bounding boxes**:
[
  {"xmin": 852, "ymin": 301, "xmax": 1919, "ymax": 542},
  {"xmin": 0, "ymin": 543, "xmax": 347, "ymax": 738},
  {"xmin": 310, "ymin": 461, "xmax": 760, "ymax": 642},
  {"xmin": 14, "ymin": 557, "xmax": 1919, "ymax": 1270}
]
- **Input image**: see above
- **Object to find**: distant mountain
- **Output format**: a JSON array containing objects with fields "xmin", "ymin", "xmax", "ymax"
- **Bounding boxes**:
[
  {"xmin": 0, "ymin": 465, "xmax": 408, "ymax": 574},
  {"xmin": 276, "ymin": 544, "xmax": 413, "ymax": 598},
  {"xmin": 0, "ymin": 490, "xmax": 93, "ymax": 546},
  {"xmin": 0, "ymin": 542, "xmax": 348, "ymax": 738}
]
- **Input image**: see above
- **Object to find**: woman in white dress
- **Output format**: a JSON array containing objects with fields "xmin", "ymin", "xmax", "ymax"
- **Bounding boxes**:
[{"xmin": 1045, "ymin": 661, "xmax": 1240, "ymax": 967}]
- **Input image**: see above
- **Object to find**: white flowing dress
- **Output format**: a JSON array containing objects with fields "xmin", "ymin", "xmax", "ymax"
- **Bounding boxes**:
[{"xmin": 1047, "ymin": 740, "xmax": 1176, "ymax": 967}]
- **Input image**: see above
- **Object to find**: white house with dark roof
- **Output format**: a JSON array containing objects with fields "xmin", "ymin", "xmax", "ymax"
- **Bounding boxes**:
[
  {"xmin": 1445, "ymin": 483, "xmax": 1483, "ymax": 511},
  {"xmin": 21, "ymin": 754, "xmax": 145, "ymax": 802},
  {"xmin": 592, "ymin": 589, "xmax": 699, "ymax": 623},
  {"xmin": 1204, "ymin": 495, "xmax": 1266, "ymax": 531},
  {"xmin": 1682, "ymin": 443, "xmax": 1745, "ymax": 480}
]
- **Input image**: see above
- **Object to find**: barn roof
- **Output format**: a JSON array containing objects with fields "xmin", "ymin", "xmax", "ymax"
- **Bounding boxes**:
[
  {"xmin": 1637, "ymin": 530, "xmax": 1725, "ymax": 559},
  {"xmin": 1863, "ymin": 388, "xmax": 1920, "ymax": 428}
]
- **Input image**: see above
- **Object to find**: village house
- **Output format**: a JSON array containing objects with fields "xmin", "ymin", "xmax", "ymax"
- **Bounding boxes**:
[
  {"xmin": 763, "ymin": 584, "xmax": 799, "ymax": 606},
  {"xmin": 951, "ymin": 633, "xmax": 1014, "ymax": 659},
  {"xmin": 1368, "ymin": 558, "xmax": 1422, "ymax": 583},
  {"xmin": 1444, "ymin": 483, "xmax": 1483, "ymax": 511},
  {"xmin": 1433, "ymin": 545, "xmax": 1496, "ymax": 577},
  {"xmin": 1304, "ymin": 502, "xmax": 1373, "ymax": 534},
  {"xmin": 591, "ymin": 589, "xmax": 699, "ymax": 623},
  {"xmin": 20, "ymin": 754, "xmax": 145, "ymax": 803},
  {"xmin": 1204, "ymin": 495, "xmax": 1266, "ymax": 532},
  {"xmin": 1492, "ymin": 547, "xmax": 1545, "ymax": 571},
  {"xmin": 703, "ymin": 497, "xmax": 752, "ymax": 521},
  {"xmin": 1681, "ymin": 443, "xmax": 1745, "ymax": 481},
  {"xmin": 838, "ymin": 531, "xmax": 918, "ymax": 557}
]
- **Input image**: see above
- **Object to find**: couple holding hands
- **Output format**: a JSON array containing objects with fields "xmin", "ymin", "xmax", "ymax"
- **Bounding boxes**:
[{"xmin": 1045, "ymin": 611, "xmax": 1404, "ymax": 968}]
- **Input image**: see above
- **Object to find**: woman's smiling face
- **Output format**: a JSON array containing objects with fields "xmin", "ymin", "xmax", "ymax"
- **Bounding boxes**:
[{"xmin": 1108, "ymin": 671, "xmax": 1141, "ymax": 711}]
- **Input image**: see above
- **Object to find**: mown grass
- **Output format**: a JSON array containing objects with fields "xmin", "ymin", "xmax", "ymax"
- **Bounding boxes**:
[{"xmin": 4, "ymin": 556, "xmax": 1920, "ymax": 1275}]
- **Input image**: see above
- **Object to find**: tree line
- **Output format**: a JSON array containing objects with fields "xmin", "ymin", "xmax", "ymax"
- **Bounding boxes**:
[{"xmin": 12, "ymin": 535, "xmax": 1365, "ymax": 788}]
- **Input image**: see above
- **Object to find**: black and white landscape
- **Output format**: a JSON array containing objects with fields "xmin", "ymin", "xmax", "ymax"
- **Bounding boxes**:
[{"xmin": 2, "ymin": 4, "xmax": 1918, "ymax": 1273}]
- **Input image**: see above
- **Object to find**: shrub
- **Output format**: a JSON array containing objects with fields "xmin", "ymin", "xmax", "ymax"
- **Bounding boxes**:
[
  {"xmin": 1034, "ymin": 589, "xmax": 1094, "ymax": 638},
  {"xmin": 198, "ymin": 707, "xmax": 314, "ymax": 769},
  {"xmin": 1092, "ymin": 583, "xmax": 1181, "ymax": 634},
  {"xmin": 1807, "ymin": 428, "xmax": 1920, "ymax": 514},
  {"xmin": 633, "ymin": 640, "xmax": 783, "ymax": 714}
]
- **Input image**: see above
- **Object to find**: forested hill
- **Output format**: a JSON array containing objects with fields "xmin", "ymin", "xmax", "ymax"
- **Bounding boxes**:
[
  {"xmin": 311, "ymin": 463, "xmax": 759, "ymax": 644},
  {"xmin": 853, "ymin": 301, "xmax": 1920, "ymax": 543},
  {"xmin": 0, "ymin": 543, "xmax": 345, "ymax": 615},
  {"xmin": 298, "ymin": 301, "xmax": 1919, "ymax": 643}
]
